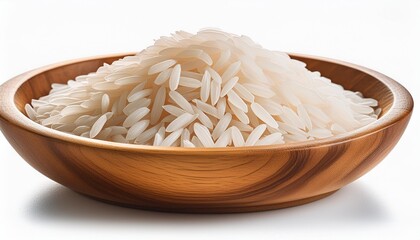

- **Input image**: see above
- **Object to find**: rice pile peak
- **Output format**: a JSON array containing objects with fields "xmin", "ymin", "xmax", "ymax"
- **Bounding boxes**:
[{"xmin": 25, "ymin": 29, "xmax": 379, "ymax": 147}]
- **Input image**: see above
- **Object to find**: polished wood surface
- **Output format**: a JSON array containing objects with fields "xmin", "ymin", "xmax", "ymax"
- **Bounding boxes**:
[{"xmin": 0, "ymin": 53, "xmax": 413, "ymax": 213}]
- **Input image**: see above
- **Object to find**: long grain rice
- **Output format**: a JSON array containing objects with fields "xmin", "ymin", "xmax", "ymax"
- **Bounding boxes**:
[{"xmin": 26, "ymin": 29, "xmax": 380, "ymax": 147}]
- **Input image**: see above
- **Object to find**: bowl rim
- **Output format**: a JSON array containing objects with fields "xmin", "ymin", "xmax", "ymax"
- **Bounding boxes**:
[{"xmin": 0, "ymin": 52, "xmax": 414, "ymax": 154}]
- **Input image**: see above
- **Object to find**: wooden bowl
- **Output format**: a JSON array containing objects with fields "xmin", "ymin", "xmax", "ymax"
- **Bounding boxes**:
[{"xmin": 0, "ymin": 53, "xmax": 413, "ymax": 213}]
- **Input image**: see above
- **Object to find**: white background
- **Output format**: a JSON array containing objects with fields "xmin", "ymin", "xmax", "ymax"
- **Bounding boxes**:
[{"xmin": 1, "ymin": 0, "xmax": 419, "ymax": 239}]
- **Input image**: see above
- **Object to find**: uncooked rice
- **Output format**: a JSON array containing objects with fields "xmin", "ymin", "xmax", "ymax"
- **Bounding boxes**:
[{"xmin": 25, "ymin": 29, "xmax": 380, "ymax": 147}]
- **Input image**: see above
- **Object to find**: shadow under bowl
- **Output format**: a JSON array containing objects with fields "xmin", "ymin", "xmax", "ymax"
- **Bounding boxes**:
[{"xmin": 0, "ymin": 53, "xmax": 413, "ymax": 213}]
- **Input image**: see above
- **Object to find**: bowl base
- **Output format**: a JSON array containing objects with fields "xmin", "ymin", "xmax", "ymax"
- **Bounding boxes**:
[{"xmin": 75, "ymin": 189, "xmax": 339, "ymax": 214}]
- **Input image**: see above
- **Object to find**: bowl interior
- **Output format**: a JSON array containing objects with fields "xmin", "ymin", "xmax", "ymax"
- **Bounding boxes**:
[{"xmin": 14, "ymin": 54, "xmax": 393, "ymax": 124}]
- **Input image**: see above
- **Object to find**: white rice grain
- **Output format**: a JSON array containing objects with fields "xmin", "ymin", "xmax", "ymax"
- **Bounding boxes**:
[
  {"xmin": 154, "ymin": 68, "xmax": 172, "ymax": 85},
  {"xmin": 251, "ymin": 102, "xmax": 278, "ymax": 128},
  {"xmin": 230, "ymin": 126, "xmax": 245, "ymax": 147},
  {"xmin": 160, "ymin": 128, "xmax": 183, "ymax": 146},
  {"xmin": 227, "ymin": 90, "xmax": 248, "ymax": 112},
  {"xmin": 182, "ymin": 139, "xmax": 195, "ymax": 147},
  {"xmin": 148, "ymin": 59, "xmax": 177, "ymax": 75},
  {"xmin": 221, "ymin": 76, "xmax": 239, "ymax": 97},
  {"xmin": 169, "ymin": 64, "xmax": 181, "ymax": 91},
  {"xmin": 25, "ymin": 104, "xmax": 37, "ymax": 120},
  {"xmin": 123, "ymin": 98, "xmax": 151, "ymax": 116},
  {"xmin": 221, "ymin": 61, "xmax": 241, "ymax": 82},
  {"xmin": 134, "ymin": 124, "xmax": 162, "ymax": 144},
  {"xmin": 193, "ymin": 99, "xmax": 219, "ymax": 118},
  {"xmin": 163, "ymin": 105, "xmax": 186, "ymax": 117},
  {"xmin": 194, "ymin": 123, "xmax": 215, "ymax": 147},
  {"xmin": 233, "ymin": 82, "xmax": 255, "ymax": 103},
  {"xmin": 123, "ymin": 107, "xmax": 150, "ymax": 128},
  {"xmin": 213, "ymin": 49, "xmax": 231, "ymax": 71},
  {"xmin": 206, "ymin": 67, "xmax": 222, "ymax": 84},
  {"xmin": 216, "ymin": 97, "xmax": 227, "ymax": 118},
  {"xmin": 245, "ymin": 124, "xmax": 267, "ymax": 146},
  {"xmin": 192, "ymin": 105, "xmax": 214, "ymax": 129},
  {"xmin": 229, "ymin": 101, "xmax": 250, "ymax": 124},
  {"xmin": 90, "ymin": 113, "xmax": 109, "ymax": 138},
  {"xmin": 180, "ymin": 128, "xmax": 191, "ymax": 146},
  {"xmin": 243, "ymin": 83, "xmax": 276, "ymax": 98},
  {"xmin": 150, "ymin": 86, "xmax": 166, "ymax": 125},
  {"xmin": 169, "ymin": 90, "xmax": 194, "ymax": 114},
  {"xmin": 73, "ymin": 125, "xmax": 90, "ymax": 135},
  {"xmin": 179, "ymin": 77, "xmax": 201, "ymax": 88},
  {"xmin": 153, "ymin": 126, "xmax": 166, "ymax": 146},
  {"xmin": 191, "ymin": 136, "xmax": 204, "ymax": 147},
  {"xmin": 215, "ymin": 128, "xmax": 232, "ymax": 147},
  {"xmin": 210, "ymin": 80, "xmax": 221, "ymax": 106},
  {"xmin": 126, "ymin": 120, "xmax": 150, "ymax": 140},
  {"xmin": 212, "ymin": 113, "xmax": 232, "ymax": 140},
  {"xmin": 166, "ymin": 112, "xmax": 197, "ymax": 132},
  {"xmin": 101, "ymin": 94, "xmax": 110, "ymax": 113},
  {"xmin": 200, "ymin": 70, "xmax": 211, "ymax": 102},
  {"xmin": 255, "ymin": 132, "xmax": 284, "ymax": 146}
]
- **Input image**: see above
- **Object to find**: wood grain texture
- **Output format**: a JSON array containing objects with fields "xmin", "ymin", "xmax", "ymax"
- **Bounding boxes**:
[{"xmin": 0, "ymin": 53, "xmax": 413, "ymax": 213}]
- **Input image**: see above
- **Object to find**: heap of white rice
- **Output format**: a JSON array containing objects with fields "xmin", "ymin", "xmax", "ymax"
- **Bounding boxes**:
[{"xmin": 25, "ymin": 29, "xmax": 380, "ymax": 147}]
